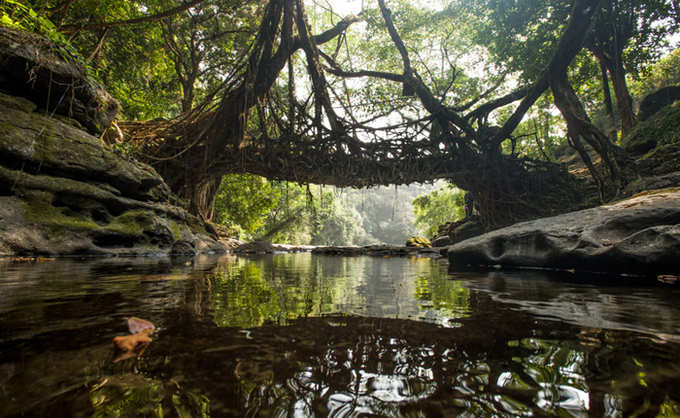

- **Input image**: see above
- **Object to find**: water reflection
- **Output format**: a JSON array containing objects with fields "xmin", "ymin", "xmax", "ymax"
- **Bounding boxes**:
[
  {"xmin": 465, "ymin": 271, "xmax": 680, "ymax": 340},
  {"xmin": 207, "ymin": 254, "xmax": 468, "ymax": 328},
  {"xmin": 0, "ymin": 255, "xmax": 679, "ymax": 416}
]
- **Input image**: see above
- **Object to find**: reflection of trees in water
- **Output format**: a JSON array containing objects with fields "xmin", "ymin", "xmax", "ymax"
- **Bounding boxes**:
[
  {"xmin": 198, "ymin": 254, "xmax": 467, "ymax": 329},
  {"xmin": 3, "ymin": 256, "xmax": 680, "ymax": 416},
  {"xmin": 228, "ymin": 311, "xmax": 680, "ymax": 417},
  {"xmin": 206, "ymin": 254, "xmax": 363, "ymax": 328},
  {"xmin": 238, "ymin": 318, "xmax": 443, "ymax": 417}
]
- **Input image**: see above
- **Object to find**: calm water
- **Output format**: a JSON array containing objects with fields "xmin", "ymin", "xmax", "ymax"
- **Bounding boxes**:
[{"xmin": 1, "ymin": 254, "xmax": 679, "ymax": 417}]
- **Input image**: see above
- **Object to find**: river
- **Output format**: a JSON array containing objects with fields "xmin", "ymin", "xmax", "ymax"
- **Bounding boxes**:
[{"xmin": 1, "ymin": 253, "xmax": 679, "ymax": 416}]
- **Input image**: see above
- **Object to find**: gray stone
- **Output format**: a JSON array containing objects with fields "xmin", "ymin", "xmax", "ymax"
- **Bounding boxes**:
[
  {"xmin": 450, "ymin": 219, "xmax": 485, "ymax": 243},
  {"xmin": 0, "ymin": 27, "xmax": 119, "ymax": 135},
  {"xmin": 638, "ymin": 85, "xmax": 680, "ymax": 122},
  {"xmin": 432, "ymin": 235, "xmax": 452, "ymax": 247},
  {"xmin": 0, "ymin": 92, "xmax": 226, "ymax": 256},
  {"xmin": 447, "ymin": 188, "xmax": 680, "ymax": 275}
]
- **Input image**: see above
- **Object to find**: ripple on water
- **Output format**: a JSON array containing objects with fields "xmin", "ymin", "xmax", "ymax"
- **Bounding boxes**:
[{"xmin": 0, "ymin": 254, "xmax": 679, "ymax": 417}]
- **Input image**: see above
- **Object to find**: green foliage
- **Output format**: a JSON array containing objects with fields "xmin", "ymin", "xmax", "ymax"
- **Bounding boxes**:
[
  {"xmin": 214, "ymin": 174, "xmax": 281, "ymax": 238},
  {"xmin": 6, "ymin": 0, "xmax": 259, "ymax": 120},
  {"xmin": 412, "ymin": 183, "xmax": 464, "ymax": 238},
  {"xmin": 213, "ymin": 174, "xmax": 436, "ymax": 245},
  {"xmin": 631, "ymin": 47, "xmax": 680, "ymax": 98},
  {"xmin": 307, "ymin": 190, "xmax": 368, "ymax": 246},
  {"xmin": 1, "ymin": 0, "xmax": 67, "ymax": 43},
  {"xmin": 462, "ymin": 0, "xmax": 569, "ymax": 82}
]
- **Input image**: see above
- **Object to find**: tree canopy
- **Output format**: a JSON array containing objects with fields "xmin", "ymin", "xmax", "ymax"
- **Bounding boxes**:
[{"xmin": 2, "ymin": 0, "xmax": 678, "ymax": 234}]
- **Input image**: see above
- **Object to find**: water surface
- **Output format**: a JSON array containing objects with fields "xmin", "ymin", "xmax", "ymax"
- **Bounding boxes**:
[{"xmin": 1, "ymin": 254, "xmax": 679, "ymax": 417}]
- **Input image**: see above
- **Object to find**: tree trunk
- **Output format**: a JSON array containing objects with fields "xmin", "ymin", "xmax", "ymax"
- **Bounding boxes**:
[
  {"xmin": 607, "ymin": 54, "xmax": 636, "ymax": 134},
  {"xmin": 185, "ymin": 177, "xmax": 221, "ymax": 221},
  {"xmin": 181, "ymin": 80, "xmax": 194, "ymax": 113},
  {"xmin": 550, "ymin": 72, "xmax": 633, "ymax": 198},
  {"xmin": 599, "ymin": 59, "xmax": 617, "ymax": 141}
]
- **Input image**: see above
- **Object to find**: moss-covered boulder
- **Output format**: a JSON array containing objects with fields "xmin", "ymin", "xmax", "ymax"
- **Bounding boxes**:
[
  {"xmin": 638, "ymin": 85, "xmax": 680, "ymax": 122},
  {"xmin": 0, "ymin": 93, "xmax": 165, "ymax": 201},
  {"xmin": 623, "ymin": 99, "xmax": 680, "ymax": 156},
  {"xmin": 0, "ymin": 26, "xmax": 119, "ymax": 135},
  {"xmin": 0, "ymin": 93, "xmax": 225, "ymax": 256}
]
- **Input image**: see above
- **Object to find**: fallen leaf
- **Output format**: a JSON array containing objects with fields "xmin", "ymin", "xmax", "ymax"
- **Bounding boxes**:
[{"xmin": 113, "ymin": 328, "xmax": 153, "ymax": 352}]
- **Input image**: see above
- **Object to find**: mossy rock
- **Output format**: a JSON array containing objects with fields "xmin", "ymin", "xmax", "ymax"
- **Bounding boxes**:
[
  {"xmin": 20, "ymin": 190, "xmax": 98, "ymax": 232},
  {"xmin": 636, "ymin": 141, "xmax": 680, "ymax": 177},
  {"xmin": 406, "ymin": 236, "xmax": 432, "ymax": 248},
  {"xmin": 623, "ymin": 101, "xmax": 680, "ymax": 155},
  {"xmin": 0, "ymin": 93, "xmax": 37, "ymax": 113},
  {"xmin": 0, "ymin": 89, "xmax": 226, "ymax": 255},
  {"xmin": 0, "ymin": 91, "xmax": 166, "ymax": 201},
  {"xmin": 0, "ymin": 26, "xmax": 119, "ymax": 135}
]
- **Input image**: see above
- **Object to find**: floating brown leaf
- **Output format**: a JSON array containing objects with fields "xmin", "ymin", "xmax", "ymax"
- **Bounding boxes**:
[{"xmin": 113, "ymin": 328, "xmax": 153, "ymax": 352}]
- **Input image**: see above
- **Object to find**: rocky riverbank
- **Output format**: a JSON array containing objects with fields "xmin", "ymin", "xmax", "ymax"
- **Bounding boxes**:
[
  {"xmin": 446, "ymin": 187, "xmax": 680, "ymax": 276},
  {"xmin": 231, "ymin": 240, "xmax": 445, "ymax": 257},
  {"xmin": 0, "ymin": 92, "xmax": 226, "ymax": 256},
  {"xmin": 0, "ymin": 27, "xmax": 228, "ymax": 256}
]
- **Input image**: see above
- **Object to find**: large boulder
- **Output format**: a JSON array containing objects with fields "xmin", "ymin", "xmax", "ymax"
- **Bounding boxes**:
[
  {"xmin": 0, "ymin": 92, "xmax": 225, "ymax": 256},
  {"xmin": 449, "ymin": 217, "xmax": 485, "ymax": 243},
  {"xmin": 0, "ymin": 26, "xmax": 119, "ymax": 135},
  {"xmin": 0, "ymin": 93, "xmax": 164, "ymax": 201},
  {"xmin": 638, "ymin": 85, "xmax": 680, "ymax": 122},
  {"xmin": 624, "ymin": 100, "xmax": 680, "ymax": 156},
  {"xmin": 447, "ymin": 188, "xmax": 680, "ymax": 276}
]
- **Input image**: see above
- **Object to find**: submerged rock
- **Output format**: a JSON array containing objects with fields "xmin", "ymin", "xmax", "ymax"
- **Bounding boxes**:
[
  {"xmin": 447, "ymin": 188, "xmax": 680, "ymax": 275},
  {"xmin": 311, "ymin": 244, "xmax": 445, "ymax": 258}
]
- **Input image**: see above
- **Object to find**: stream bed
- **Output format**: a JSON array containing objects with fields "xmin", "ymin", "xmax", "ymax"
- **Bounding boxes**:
[{"xmin": 1, "ymin": 253, "xmax": 679, "ymax": 417}]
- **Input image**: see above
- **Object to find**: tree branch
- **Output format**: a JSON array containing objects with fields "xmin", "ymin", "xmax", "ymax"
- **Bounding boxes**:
[
  {"xmin": 464, "ymin": 86, "xmax": 529, "ymax": 122},
  {"xmin": 493, "ymin": 0, "xmax": 604, "ymax": 145},
  {"xmin": 320, "ymin": 50, "xmax": 404, "ymax": 82},
  {"xmin": 59, "ymin": 0, "xmax": 206, "ymax": 33},
  {"xmin": 377, "ymin": 0, "xmax": 474, "ymax": 136}
]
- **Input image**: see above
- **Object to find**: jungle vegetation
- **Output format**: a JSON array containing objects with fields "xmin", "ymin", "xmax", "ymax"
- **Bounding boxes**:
[{"xmin": 2, "ymin": 0, "xmax": 679, "ymax": 243}]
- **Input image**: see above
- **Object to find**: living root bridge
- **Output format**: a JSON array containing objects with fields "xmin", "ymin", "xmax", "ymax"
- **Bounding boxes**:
[
  {"xmin": 122, "ymin": 116, "xmax": 581, "ymax": 229},
  {"xmin": 220, "ymin": 133, "xmax": 583, "ymax": 229},
  {"xmin": 118, "ymin": 0, "xmax": 600, "ymax": 227}
]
